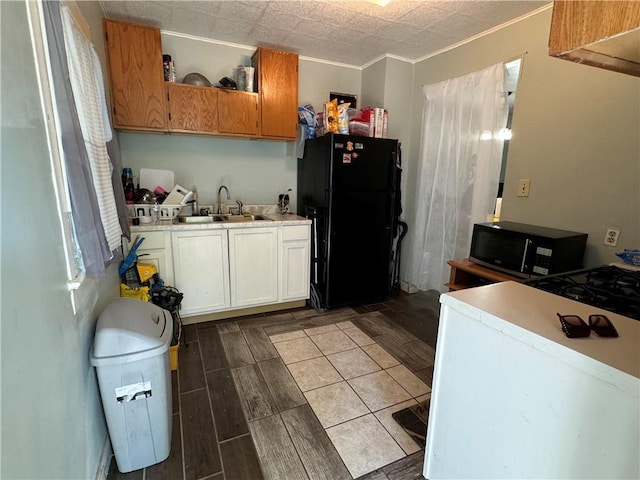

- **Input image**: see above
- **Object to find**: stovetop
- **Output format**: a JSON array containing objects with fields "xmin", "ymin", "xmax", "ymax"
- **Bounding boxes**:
[{"xmin": 525, "ymin": 265, "xmax": 640, "ymax": 321}]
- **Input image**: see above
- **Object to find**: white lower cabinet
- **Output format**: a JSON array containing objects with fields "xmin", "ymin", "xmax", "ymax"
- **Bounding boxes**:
[
  {"xmin": 280, "ymin": 225, "xmax": 311, "ymax": 301},
  {"xmin": 171, "ymin": 229, "xmax": 230, "ymax": 316},
  {"xmin": 124, "ymin": 230, "xmax": 174, "ymax": 286},
  {"xmin": 228, "ymin": 227, "xmax": 279, "ymax": 307},
  {"xmin": 136, "ymin": 222, "xmax": 310, "ymax": 317}
]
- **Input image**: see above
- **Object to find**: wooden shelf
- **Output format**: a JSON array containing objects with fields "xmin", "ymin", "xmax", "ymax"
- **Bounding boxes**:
[{"xmin": 446, "ymin": 258, "xmax": 520, "ymax": 291}]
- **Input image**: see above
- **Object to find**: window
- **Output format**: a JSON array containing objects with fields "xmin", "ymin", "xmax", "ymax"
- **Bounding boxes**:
[
  {"xmin": 27, "ymin": 0, "xmax": 85, "ymax": 299},
  {"xmin": 27, "ymin": 0, "xmax": 119, "ymax": 313}
]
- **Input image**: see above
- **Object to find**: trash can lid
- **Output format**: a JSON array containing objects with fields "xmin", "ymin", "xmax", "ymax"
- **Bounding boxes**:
[{"xmin": 91, "ymin": 298, "xmax": 173, "ymax": 366}]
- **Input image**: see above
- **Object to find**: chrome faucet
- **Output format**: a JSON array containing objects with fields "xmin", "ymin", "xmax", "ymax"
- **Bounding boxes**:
[
  {"xmin": 236, "ymin": 200, "xmax": 243, "ymax": 215},
  {"xmin": 217, "ymin": 185, "xmax": 230, "ymax": 214}
]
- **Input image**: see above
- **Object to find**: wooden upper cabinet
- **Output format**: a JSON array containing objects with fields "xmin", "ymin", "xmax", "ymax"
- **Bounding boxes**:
[
  {"xmin": 167, "ymin": 83, "xmax": 218, "ymax": 134},
  {"xmin": 549, "ymin": 1, "xmax": 640, "ymax": 77},
  {"xmin": 104, "ymin": 19, "xmax": 167, "ymax": 130},
  {"xmin": 103, "ymin": 19, "xmax": 300, "ymax": 138},
  {"xmin": 252, "ymin": 48, "xmax": 299, "ymax": 139},
  {"xmin": 217, "ymin": 90, "xmax": 259, "ymax": 136}
]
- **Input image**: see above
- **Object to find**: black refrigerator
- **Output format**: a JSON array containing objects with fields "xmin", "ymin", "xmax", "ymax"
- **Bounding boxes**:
[{"xmin": 298, "ymin": 133, "xmax": 401, "ymax": 310}]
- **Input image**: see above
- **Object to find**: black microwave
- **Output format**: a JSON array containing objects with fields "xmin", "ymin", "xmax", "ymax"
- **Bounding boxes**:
[{"xmin": 469, "ymin": 221, "xmax": 588, "ymax": 278}]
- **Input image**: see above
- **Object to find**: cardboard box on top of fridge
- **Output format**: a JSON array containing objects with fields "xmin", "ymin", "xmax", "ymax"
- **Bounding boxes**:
[
  {"xmin": 348, "ymin": 107, "xmax": 388, "ymax": 138},
  {"xmin": 372, "ymin": 108, "xmax": 388, "ymax": 138}
]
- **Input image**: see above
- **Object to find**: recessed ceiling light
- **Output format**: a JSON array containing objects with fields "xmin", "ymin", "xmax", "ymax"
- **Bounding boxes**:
[{"xmin": 365, "ymin": 0, "xmax": 392, "ymax": 6}]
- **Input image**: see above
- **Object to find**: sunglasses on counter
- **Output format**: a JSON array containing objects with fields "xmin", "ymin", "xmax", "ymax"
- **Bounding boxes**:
[{"xmin": 556, "ymin": 313, "xmax": 619, "ymax": 338}]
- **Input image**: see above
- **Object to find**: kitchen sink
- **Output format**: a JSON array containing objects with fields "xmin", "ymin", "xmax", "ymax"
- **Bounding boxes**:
[
  {"xmin": 226, "ymin": 214, "xmax": 272, "ymax": 222},
  {"xmin": 177, "ymin": 215, "xmax": 227, "ymax": 223},
  {"xmin": 177, "ymin": 214, "xmax": 272, "ymax": 224}
]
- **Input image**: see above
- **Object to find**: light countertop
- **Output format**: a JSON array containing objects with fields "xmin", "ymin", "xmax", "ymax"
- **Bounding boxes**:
[
  {"xmin": 441, "ymin": 281, "xmax": 640, "ymax": 382},
  {"xmin": 130, "ymin": 213, "xmax": 310, "ymax": 231}
]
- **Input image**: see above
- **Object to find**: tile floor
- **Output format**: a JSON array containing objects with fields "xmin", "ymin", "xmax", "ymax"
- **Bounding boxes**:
[
  {"xmin": 271, "ymin": 321, "xmax": 431, "ymax": 478},
  {"xmin": 107, "ymin": 290, "xmax": 441, "ymax": 480}
]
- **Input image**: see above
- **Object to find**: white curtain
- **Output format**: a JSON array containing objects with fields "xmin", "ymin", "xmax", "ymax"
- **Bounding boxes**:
[{"xmin": 407, "ymin": 63, "xmax": 508, "ymax": 292}]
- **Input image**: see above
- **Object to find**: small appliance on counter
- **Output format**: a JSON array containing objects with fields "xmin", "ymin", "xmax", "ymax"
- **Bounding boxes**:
[{"xmin": 469, "ymin": 221, "xmax": 588, "ymax": 278}]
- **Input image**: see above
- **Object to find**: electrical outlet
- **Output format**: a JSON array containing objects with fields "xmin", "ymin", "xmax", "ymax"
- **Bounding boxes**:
[
  {"xmin": 604, "ymin": 228, "xmax": 620, "ymax": 247},
  {"xmin": 517, "ymin": 179, "xmax": 531, "ymax": 197}
]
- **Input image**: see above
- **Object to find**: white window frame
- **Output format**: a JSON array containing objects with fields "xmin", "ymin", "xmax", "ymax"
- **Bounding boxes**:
[{"xmin": 26, "ymin": 0, "xmax": 91, "ymax": 313}]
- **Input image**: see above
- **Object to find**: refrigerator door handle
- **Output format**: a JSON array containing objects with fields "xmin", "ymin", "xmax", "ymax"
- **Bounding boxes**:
[{"xmin": 307, "ymin": 206, "xmax": 321, "ymax": 285}]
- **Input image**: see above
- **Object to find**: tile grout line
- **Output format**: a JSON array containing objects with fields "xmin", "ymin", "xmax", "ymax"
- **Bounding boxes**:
[
  {"xmin": 218, "ymin": 324, "xmax": 271, "ymax": 480},
  {"xmin": 273, "ymin": 410, "xmax": 314, "ymax": 480},
  {"xmin": 175, "ymin": 346, "xmax": 186, "ymax": 480},
  {"xmin": 196, "ymin": 325, "xmax": 226, "ymax": 480},
  {"xmin": 273, "ymin": 404, "xmax": 353, "ymax": 480}
]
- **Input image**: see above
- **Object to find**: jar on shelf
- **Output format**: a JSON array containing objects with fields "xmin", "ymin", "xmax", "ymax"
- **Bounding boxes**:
[{"xmin": 163, "ymin": 54, "xmax": 176, "ymax": 82}]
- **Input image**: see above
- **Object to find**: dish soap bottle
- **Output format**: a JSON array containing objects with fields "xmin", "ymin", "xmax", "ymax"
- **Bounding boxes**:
[{"xmin": 192, "ymin": 186, "xmax": 198, "ymax": 215}]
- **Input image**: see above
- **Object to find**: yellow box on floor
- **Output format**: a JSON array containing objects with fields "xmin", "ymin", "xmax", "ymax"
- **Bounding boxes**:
[
  {"xmin": 170, "ymin": 323, "xmax": 181, "ymax": 371},
  {"xmin": 119, "ymin": 283, "xmax": 149, "ymax": 301},
  {"xmin": 170, "ymin": 344, "xmax": 178, "ymax": 371}
]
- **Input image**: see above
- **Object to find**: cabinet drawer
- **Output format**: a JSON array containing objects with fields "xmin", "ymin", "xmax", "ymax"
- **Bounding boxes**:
[
  {"xmin": 282, "ymin": 225, "xmax": 309, "ymax": 241},
  {"xmin": 127, "ymin": 230, "xmax": 166, "ymax": 250}
]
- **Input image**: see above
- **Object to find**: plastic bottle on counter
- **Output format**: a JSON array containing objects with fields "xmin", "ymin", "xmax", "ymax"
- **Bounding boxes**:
[
  {"xmin": 191, "ymin": 186, "xmax": 198, "ymax": 215},
  {"xmin": 122, "ymin": 167, "xmax": 134, "ymax": 204},
  {"xmin": 151, "ymin": 202, "xmax": 160, "ymax": 224}
]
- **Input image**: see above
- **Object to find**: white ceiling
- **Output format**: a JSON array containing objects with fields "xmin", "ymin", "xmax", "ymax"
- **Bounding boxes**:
[{"xmin": 100, "ymin": 0, "xmax": 551, "ymax": 67}]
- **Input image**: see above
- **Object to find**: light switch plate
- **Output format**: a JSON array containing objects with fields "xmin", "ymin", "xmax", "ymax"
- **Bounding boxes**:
[{"xmin": 517, "ymin": 179, "xmax": 531, "ymax": 197}]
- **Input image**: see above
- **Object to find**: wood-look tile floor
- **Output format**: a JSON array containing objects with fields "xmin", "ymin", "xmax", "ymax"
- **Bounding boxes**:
[{"xmin": 107, "ymin": 290, "xmax": 441, "ymax": 480}]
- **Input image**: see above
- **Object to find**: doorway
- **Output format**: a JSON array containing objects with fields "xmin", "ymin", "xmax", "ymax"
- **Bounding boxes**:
[{"xmin": 494, "ymin": 57, "xmax": 523, "ymax": 220}]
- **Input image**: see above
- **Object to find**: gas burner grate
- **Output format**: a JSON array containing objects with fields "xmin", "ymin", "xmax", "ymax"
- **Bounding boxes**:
[
  {"xmin": 525, "ymin": 265, "xmax": 640, "ymax": 321},
  {"xmin": 559, "ymin": 285, "xmax": 603, "ymax": 303}
]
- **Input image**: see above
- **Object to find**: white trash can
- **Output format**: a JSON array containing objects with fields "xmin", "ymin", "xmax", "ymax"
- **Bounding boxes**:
[{"xmin": 91, "ymin": 297, "xmax": 173, "ymax": 473}]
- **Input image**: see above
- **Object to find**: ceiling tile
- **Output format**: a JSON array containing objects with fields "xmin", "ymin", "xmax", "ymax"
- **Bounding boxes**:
[{"xmin": 101, "ymin": 0, "xmax": 552, "ymax": 66}]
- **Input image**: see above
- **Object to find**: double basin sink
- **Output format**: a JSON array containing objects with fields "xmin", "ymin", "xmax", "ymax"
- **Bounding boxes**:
[{"xmin": 178, "ymin": 214, "xmax": 272, "ymax": 224}]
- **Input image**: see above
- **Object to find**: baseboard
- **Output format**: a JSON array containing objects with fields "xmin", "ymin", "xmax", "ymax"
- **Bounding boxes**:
[
  {"xmin": 95, "ymin": 435, "xmax": 112, "ymax": 480},
  {"xmin": 400, "ymin": 281, "xmax": 419, "ymax": 294},
  {"xmin": 182, "ymin": 300, "xmax": 307, "ymax": 324}
]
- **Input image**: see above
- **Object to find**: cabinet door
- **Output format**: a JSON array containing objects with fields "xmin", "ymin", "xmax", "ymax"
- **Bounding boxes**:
[
  {"xmin": 548, "ymin": 1, "xmax": 640, "ymax": 77},
  {"xmin": 279, "ymin": 225, "xmax": 310, "ymax": 301},
  {"xmin": 167, "ymin": 83, "xmax": 218, "ymax": 134},
  {"xmin": 171, "ymin": 230, "xmax": 230, "ymax": 316},
  {"xmin": 217, "ymin": 90, "xmax": 259, "ymax": 136},
  {"xmin": 104, "ymin": 19, "xmax": 167, "ymax": 131},
  {"xmin": 228, "ymin": 227, "xmax": 278, "ymax": 307},
  {"xmin": 253, "ymin": 48, "xmax": 298, "ymax": 139},
  {"xmin": 137, "ymin": 249, "xmax": 174, "ymax": 287},
  {"xmin": 125, "ymin": 230, "xmax": 173, "ymax": 285}
]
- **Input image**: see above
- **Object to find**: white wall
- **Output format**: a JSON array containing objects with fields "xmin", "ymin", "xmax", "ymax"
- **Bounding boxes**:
[
  {"xmin": 120, "ymin": 132, "xmax": 298, "ymax": 208},
  {"xmin": 1, "ymin": 2, "xmax": 119, "ymax": 479},
  {"xmin": 361, "ymin": 57, "xmax": 415, "ymax": 219},
  {"xmin": 405, "ymin": 7, "xmax": 640, "ymax": 273}
]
